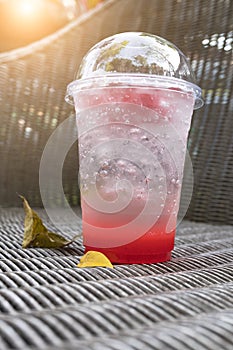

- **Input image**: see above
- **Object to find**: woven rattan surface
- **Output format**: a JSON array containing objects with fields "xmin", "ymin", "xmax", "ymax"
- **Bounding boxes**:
[
  {"xmin": 0, "ymin": 208, "xmax": 233, "ymax": 349},
  {"xmin": 1, "ymin": 1, "xmax": 233, "ymax": 348},
  {"xmin": 0, "ymin": 0, "xmax": 233, "ymax": 225}
]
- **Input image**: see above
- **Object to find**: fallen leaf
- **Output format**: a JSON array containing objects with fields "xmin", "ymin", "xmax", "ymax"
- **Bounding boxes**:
[
  {"xmin": 77, "ymin": 251, "xmax": 113, "ymax": 268},
  {"xmin": 19, "ymin": 195, "xmax": 80, "ymax": 249}
]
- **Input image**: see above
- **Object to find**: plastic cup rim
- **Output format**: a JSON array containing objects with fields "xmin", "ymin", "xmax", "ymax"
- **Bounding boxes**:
[{"xmin": 65, "ymin": 73, "xmax": 204, "ymax": 109}]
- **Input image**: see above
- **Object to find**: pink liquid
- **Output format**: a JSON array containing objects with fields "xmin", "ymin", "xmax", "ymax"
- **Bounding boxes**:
[
  {"xmin": 75, "ymin": 85, "xmax": 195, "ymax": 264},
  {"xmin": 82, "ymin": 199, "xmax": 174, "ymax": 264}
]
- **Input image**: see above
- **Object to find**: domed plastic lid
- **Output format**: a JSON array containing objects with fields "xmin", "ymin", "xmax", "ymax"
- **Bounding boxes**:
[{"xmin": 66, "ymin": 32, "xmax": 203, "ymax": 109}]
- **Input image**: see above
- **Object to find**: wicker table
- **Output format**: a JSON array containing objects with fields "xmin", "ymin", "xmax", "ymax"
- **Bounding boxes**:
[
  {"xmin": 1, "ymin": 1, "xmax": 233, "ymax": 348},
  {"xmin": 1, "ymin": 208, "xmax": 233, "ymax": 350}
]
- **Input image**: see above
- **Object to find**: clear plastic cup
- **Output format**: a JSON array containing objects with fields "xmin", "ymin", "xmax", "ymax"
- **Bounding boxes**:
[{"xmin": 66, "ymin": 32, "xmax": 203, "ymax": 264}]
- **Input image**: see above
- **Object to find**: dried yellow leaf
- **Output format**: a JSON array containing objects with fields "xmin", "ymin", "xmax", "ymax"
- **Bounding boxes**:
[
  {"xmin": 77, "ymin": 251, "xmax": 113, "ymax": 268},
  {"xmin": 19, "ymin": 195, "xmax": 80, "ymax": 249}
]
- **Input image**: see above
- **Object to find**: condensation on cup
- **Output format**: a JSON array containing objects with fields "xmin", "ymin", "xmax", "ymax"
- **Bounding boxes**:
[{"xmin": 66, "ymin": 32, "xmax": 203, "ymax": 264}]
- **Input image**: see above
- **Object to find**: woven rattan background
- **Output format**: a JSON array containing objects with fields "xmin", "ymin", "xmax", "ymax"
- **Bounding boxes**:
[{"xmin": 0, "ymin": 0, "xmax": 233, "ymax": 224}]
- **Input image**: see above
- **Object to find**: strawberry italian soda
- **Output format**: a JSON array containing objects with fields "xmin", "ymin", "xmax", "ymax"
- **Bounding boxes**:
[{"xmin": 66, "ymin": 32, "xmax": 203, "ymax": 264}]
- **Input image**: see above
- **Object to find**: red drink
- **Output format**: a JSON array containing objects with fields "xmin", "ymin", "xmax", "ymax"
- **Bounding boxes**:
[
  {"xmin": 82, "ymin": 200, "xmax": 174, "ymax": 264},
  {"xmin": 66, "ymin": 32, "xmax": 203, "ymax": 264},
  {"xmin": 74, "ymin": 84, "xmax": 195, "ymax": 263}
]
